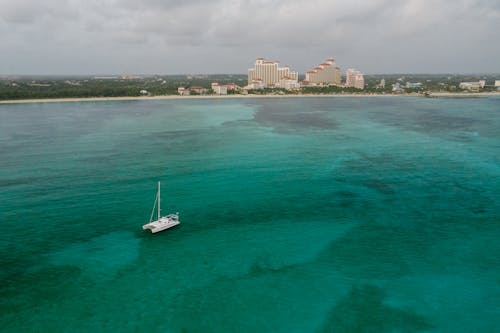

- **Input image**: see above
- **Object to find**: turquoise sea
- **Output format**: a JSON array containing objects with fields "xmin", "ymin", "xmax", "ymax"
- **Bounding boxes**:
[{"xmin": 0, "ymin": 96, "xmax": 499, "ymax": 332}]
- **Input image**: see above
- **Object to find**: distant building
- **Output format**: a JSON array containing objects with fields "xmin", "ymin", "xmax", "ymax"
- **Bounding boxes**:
[
  {"xmin": 139, "ymin": 90, "xmax": 149, "ymax": 95},
  {"xmin": 247, "ymin": 79, "xmax": 265, "ymax": 90},
  {"xmin": 495, "ymin": 80, "xmax": 500, "ymax": 87},
  {"xmin": 121, "ymin": 74, "xmax": 141, "ymax": 80},
  {"xmin": 94, "ymin": 76, "xmax": 119, "ymax": 80},
  {"xmin": 65, "ymin": 80, "xmax": 81, "ymax": 86},
  {"xmin": 392, "ymin": 82, "xmax": 405, "ymax": 94},
  {"xmin": 178, "ymin": 87, "xmax": 190, "ymax": 95},
  {"xmin": 224, "ymin": 83, "xmax": 240, "ymax": 91},
  {"xmin": 190, "ymin": 86, "xmax": 210, "ymax": 95},
  {"xmin": 305, "ymin": 58, "xmax": 341, "ymax": 85},
  {"xmin": 406, "ymin": 82, "xmax": 423, "ymax": 89},
  {"xmin": 28, "ymin": 82, "xmax": 52, "ymax": 87},
  {"xmin": 459, "ymin": 82, "xmax": 482, "ymax": 91},
  {"xmin": 211, "ymin": 83, "xmax": 228, "ymax": 95},
  {"xmin": 248, "ymin": 58, "xmax": 298, "ymax": 88},
  {"xmin": 276, "ymin": 77, "xmax": 301, "ymax": 90},
  {"xmin": 345, "ymin": 69, "xmax": 365, "ymax": 89},
  {"xmin": 377, "ymin": 79, "xmax": 386, "ymax": 89}
]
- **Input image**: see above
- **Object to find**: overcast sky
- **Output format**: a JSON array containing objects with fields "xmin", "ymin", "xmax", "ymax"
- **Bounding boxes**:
[{"xmin": 1, "ymin": 0, "xmax": 499, "ymax": 75}]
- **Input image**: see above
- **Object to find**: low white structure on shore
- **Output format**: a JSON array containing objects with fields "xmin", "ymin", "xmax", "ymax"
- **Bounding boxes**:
[
  {"xmin": 246, "ymin": 79, "xmax": 265, "ymax": 90},
  {"xmin": 406, "ymin": 82, "xmax": 423, "ymax": 89},
  {"xmin": 392, "ymin": 82, "xmax": 405, "ymax": 93},
  {"xmin": 190, "ymin": 86, "xmax": 210, "ymax": 95},
  {"xmin": 178, "ymin": 87, "xmax": 190, "ymax": 95},
  {"xmin": 459, "ymin": 81, "xmax": 483, "ymax": 91},
  {"xmin": 211, "ymin": 83, "xmax": 228, "ymax": 95},
  {"xmin": 277, "ymin": 77, "xmax": 300, "ymax": 90}
]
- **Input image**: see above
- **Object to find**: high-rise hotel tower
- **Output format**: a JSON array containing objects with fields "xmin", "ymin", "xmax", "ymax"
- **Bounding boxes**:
[
  {"xmin": 248, "ymin": 58, "xmax": 298, "ymax": 87},
  {"xmin": 345, "ymin": 68, "xmax": 365, "ymax": 89},
  {"xmin": 305, "ymin": 58, "xmax": 341, "ymax": 85}
]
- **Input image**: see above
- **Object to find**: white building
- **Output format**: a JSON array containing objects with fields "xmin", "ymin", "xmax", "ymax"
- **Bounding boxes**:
[
  {"xmin": 277, "ymin": 77, "xmax": 301, "ymax": 90},
  {"xmin": 392, "ymin": 82, "xmax": 405, "ymax": 93},
  {"xmin": 248, "ymin": 58, "xmax": 298, "ymax": 88},
  {"xmin": 459, "ymin": 82, "xmax": 482, "ymax": 91},
  {"xmin": 346, "ymin": 69, "xmax": 365, "ymax": 89},
  {"xmin": 190, "ymin": 86, "xmax": 210, "ymax": 95},
  {"xmin": 247, "ymin": 79, "xmax": 265, "ymax": 90},
  {"xmin": 305, "ymin": 58, "xmax": 341, "ymax": 85},
  {"xmin": 224, "ymin": 83, "xmax": 240, "ymax": 92},
  {"xmin": 211, "ymin": 83, "xmax": 228, "ymax": 95},
  {"xmin": 494, "ymin": 80, "xmax": 500, "ymax": 87},
  {"xmin": 406, "ymin": 82, "xmax": 423, "ymax": 89}
]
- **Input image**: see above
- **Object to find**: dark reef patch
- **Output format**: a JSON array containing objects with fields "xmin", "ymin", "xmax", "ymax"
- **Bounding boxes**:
[
  {"xmin": 317, "ymin": 285, "xmax": 432, "ymax": 333},
  {"xmin": 317, "ymin": 223, "xmax": 428, "ymax": 278},
  {"xmin": 369, "ymin": 106, "xmax": 481, "ymax": 141},
  {"xmin": 252, "ymin": 105, "xmax": 337, "ymax": 132}
]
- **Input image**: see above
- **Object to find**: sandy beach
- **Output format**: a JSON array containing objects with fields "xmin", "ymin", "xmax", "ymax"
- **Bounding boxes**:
[{"xmin": 0, "ymin": 91, "xmax": 499, "ymax": 105}]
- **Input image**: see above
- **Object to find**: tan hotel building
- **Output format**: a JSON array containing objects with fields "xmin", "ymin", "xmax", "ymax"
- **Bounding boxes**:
[
  {"xmin": 248, "ymin": 58, "xmax": 298, "ymax": 87},
  {"xmin": 305, "ymin": 58, "xmax": 341, "ymax": 86}
]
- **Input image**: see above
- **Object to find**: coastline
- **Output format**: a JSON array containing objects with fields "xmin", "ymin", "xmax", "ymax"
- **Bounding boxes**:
[{"xmin": 0, "ymin": 91, "xmax": 499, "ymax": 105}]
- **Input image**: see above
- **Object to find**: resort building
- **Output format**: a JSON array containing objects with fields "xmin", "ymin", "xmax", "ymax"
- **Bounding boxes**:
[
  {"xmin": 190, "ymin": 86, "xmax": 210, "ymax": 95},
  {"xmin": 392, "ymin": 82, "xmax": 405, "ymax": 94},
  {"xmin": 246, "ymin": 79, "xmax": 265, "ymax": 90},
  {"xmin": 406, "ymin": 82, "xmax": 423, "ymax": 89},
  {"xmin": 211, "ymin": 82, "xmax": 241, "ymax": 94},
  {"xmin": 248, "ymin": 58, "xmax": 298, "ymax": 88},
  {"xmin": 276, "ymin": 77, "xmax": 301, "ymax": 90},
  {"xmin": 178, "ymin": 87, "xmax": 190, "ymax": 96},
  {"xmin": 224, "ymin": 83, "xmax": 240, "ymax": 91},
  {"xmin": 459, "ymin": 82, "xmax": 482, "ymax": 91},
  {"xmin": 305, "ymin": 58, "xmax": 341, "ymax": 85},
  {"xmin": 345, "ymin": 68, "xmax": 365, "ymax": 89},
  {"xmin": 211, "ymin": 83, "xmax": 228, "ymax": 95}
]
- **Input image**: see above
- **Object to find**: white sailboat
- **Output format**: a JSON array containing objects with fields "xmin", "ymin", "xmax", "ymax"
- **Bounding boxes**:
[{"xmin": 142, "ymin": 181, "xmax": 180, "ymax": 233}]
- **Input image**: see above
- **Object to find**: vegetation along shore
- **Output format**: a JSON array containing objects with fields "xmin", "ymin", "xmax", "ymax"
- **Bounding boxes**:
[{"xmin": 1, "ymin": 73, "xmax": 498, "ymax": 104}]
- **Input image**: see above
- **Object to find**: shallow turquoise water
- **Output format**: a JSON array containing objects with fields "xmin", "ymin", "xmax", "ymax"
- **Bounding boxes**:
[{"xmin": 0, "ymin": 96, "xmax": 499, "ymax": 332}]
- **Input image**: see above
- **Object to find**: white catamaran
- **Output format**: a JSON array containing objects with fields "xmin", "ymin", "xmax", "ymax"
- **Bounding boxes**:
[{"xmin": 142, "ymin": 181, "xmax": 180, "ymax": 233}]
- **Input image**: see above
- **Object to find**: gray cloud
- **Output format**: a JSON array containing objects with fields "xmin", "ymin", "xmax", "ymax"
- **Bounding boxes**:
[{"xmin": 0, "ymin": 0, "xmax": 499, "ymax": 74}]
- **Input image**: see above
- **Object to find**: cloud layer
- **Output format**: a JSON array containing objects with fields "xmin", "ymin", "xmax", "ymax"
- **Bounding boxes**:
[{"xmin": 1, "ymin": 0, "xmax": 499, "ymax": 74}]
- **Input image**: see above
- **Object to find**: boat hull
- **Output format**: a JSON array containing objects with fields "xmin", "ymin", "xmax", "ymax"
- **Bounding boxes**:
[{"xmin": 142, "ymin": 217, "xmax": 180, "ymax": 233}]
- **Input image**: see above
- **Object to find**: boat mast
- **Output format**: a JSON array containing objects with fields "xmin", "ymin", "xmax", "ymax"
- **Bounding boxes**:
[{"xmin": 158, "ymin": 181, "xmax": 161, "ymax": 219}]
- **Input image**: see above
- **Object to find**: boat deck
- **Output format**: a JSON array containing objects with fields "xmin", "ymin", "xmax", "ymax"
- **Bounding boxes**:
[{"xmin": 142, "ymin": 216, "xmax": 180, "ymax": 233}]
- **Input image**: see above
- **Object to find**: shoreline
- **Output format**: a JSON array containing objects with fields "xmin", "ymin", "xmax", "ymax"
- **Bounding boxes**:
[{"xmin": 1, "ymin": 91, "xmax": 499, "ymax": 105}]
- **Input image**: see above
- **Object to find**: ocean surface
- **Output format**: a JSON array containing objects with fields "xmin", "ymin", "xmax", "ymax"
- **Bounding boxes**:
[{"xmin": 0, "ymin": 96, "xmax": 499, "ymax": 332}]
